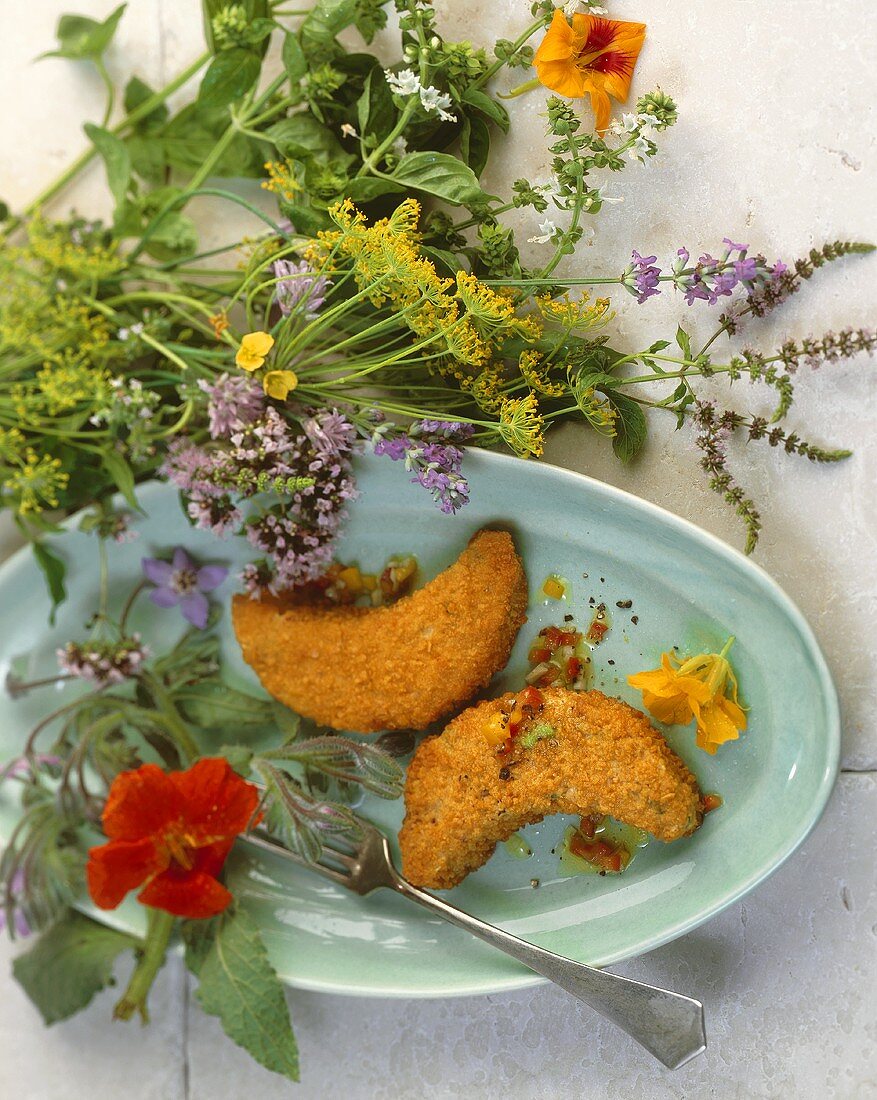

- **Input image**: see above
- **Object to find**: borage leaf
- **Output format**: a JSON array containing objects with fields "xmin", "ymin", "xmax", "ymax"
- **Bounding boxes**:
[
  {"xmin": 12, "ymin": 910, "xmax": 140, "ymax": 1025},
  {"xmin": 195, "ymin": 907, "xmax": 299, "ymax": 1082},
  {"xmin": 269, "ymin": 736, "xmax": 404, "ymax": 800},
  {"xmin": 254, "ymin": 761, "xmax": 361, "ymax": 863}
]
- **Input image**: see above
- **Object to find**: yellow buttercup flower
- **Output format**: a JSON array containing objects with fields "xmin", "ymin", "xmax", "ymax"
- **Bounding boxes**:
[
  {"xmin": 262, "ymin": 369, "xmax": 298, "ymax": 400},
  {"xmin": 628, "ymin": 638, "xmax": 746, "ymax": 754},
  {"xmin": 236, "ymin": 331, "xmax": 274, "ymax": 372}
]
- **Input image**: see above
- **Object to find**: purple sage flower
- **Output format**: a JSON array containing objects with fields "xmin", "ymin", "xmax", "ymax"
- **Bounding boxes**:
[
  {"xmin": 142, "ymin": 548, "xmax": 228, "ymax": 629},
  {"xmin": 273, "ymin": 259, "xmax": 331, "ymax": 318},
  {"xmin": 373, "ymin": 419, "xmax": 472, "ymax": 514},
  {"xmin": 623, "ymin": 250, "xmax": 662, "ymax": 303}
]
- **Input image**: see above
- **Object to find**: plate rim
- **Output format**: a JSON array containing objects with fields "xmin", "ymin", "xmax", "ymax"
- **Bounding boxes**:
[{"xmin": 0, "ymin": 451, "xmax": 841, "ymax": 998}]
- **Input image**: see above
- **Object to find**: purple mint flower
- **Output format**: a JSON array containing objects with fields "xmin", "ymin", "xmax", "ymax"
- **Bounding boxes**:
[
  {"xmin": 0, "ymin": 870, "xmax": 30, "ymax": 938},
  {"xmin": 627, "ymin": 250, "xmax": 662, "ymax": 303},
  {"xmin": 722, "ymin": 237, "xmax": 748, "ymax": 252},
  {"xmin": 304, "ymin": 409, "xmax": 356, "ymax": 456},
  {"xmin": 273, "ymin": 260, "xmax": 331, "ymax": 318},
  {"xmin": 733, "ymin": 257, "xmax": 758, "ymax": 282},
  {"xmin": 142, "ymin": 547, "xmax": 228, "ymax": 629}
]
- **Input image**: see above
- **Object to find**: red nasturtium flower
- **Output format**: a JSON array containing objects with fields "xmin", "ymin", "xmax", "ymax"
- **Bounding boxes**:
[
  {"xmin": 533, "ymin": 10, "xmax": 646, "ymax": 133},
  {"xmin": 87, "ymin": 758, "xmax": 260, "ymax": 920}
]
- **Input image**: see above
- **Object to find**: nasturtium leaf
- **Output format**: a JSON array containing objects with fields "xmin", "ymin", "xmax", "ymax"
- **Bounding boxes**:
[
  {"xmin": 40, "ymin": 5, "xmax": 126, "ymax": 62},
  {"xmin": 389, "ymin": 152, "xmax": 493, "ymax": 207},
  {"xmin": 83, "ymin": 123, "xmax": 131, "ymax": 210},
  {"xmin": 32, "ymin": 540, "xmax": 67, "ymax": 625},
  {"xmin": 604, "ymin": 390, "xmax": 648, "ymax": 464},
  {"xmin": 196, "ymin": 907, "xmax": 300, "ymax": 1082},
  {"xmin": 101, "ymin": 451, "xmax": 139, "ymax": 511},
  {"xmin": 12, "ymin": 911, "xmax": 140, "ymax": 1025},
  {"xmin": 198, "ymin": 48, "xmax": 262, "ymax": 110},
  {"xmin": 461, "ymin": 87, "xmax": 510, "ymax": 133},
  {"xmin": 281, "ymin": 32, "xmax": 307, "ymax": 83},
  {"xmin": 356, "ymin": 69, "xmax": 395, "ymax": 139}
]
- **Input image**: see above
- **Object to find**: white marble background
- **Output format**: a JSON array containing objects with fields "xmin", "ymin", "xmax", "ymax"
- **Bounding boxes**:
[{"xmin": 1, "ymin": 2, "xmax": 875, "ymax": 1097}]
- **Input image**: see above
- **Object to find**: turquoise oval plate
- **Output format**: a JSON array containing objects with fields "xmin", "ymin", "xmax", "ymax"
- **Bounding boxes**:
[{"xmin": 0, "ymin": 451, "xmax": 839, "ymax": 997}]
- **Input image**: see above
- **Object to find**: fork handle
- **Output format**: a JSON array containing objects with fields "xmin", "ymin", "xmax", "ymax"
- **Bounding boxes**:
[{"xmin": 392, "ymin": 876, "xmax": 706, "ymax": 1069}]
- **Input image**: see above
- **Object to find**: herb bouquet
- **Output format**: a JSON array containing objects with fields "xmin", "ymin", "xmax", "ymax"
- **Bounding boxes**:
[{"xmin": 0, "ymin": 0, "xmax": 872, "ymax": 1081}]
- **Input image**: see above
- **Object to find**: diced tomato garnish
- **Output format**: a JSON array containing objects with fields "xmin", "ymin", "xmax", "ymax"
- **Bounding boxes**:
[
  {"xmin": 528, "ymin": 646, "xmax": 551, "ymax": 664},
  {"xmin": 566, "ymin": 656, "xmax": 583, "ymax": 681},
  {"xmin": 586, "ymin": 620, "xmax": 608, "ymax": 643},
  {"xmin": 570, "ymin": 833, "xmax": 626, "ymax": 872},
  {"xmin": 518, "ymin": 686, "xmax": 544, "ymax": 709}
]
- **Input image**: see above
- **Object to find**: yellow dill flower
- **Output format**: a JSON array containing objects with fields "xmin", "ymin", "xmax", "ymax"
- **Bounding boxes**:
[
  {"xmin": 572, "ymin": 383, "xmax": 617, "ymax": 435},
  {"xmin": 36, "ymin": 358, "xmax": 111, "ymax": 415},
  {"xmin": 27, "ymin": 216, "xmax": 124, "ymax": 281},
  {"xmin": 0, "ymin": 428, "xmax": 26, "ymax": 460},
  {"xmin": 628, "ymin": 638, "xmax": 747, "ymax": 754},
  {"xmin": 3, "ymin": 449, "xmax": 69, "ymax": 514},
  {"xmin": 261, "ymin": 161, "xmax": 300, "ymax": 201},
  {"xmin": 519, "ymin": 350, "xmax": 565, "ymax": 397},
  {"xmin": 262, "ymin": 369, "xmax": 298, "ymax": 400},
  {"xmin": 443, "ymin": 317, "xmax": 491, "ymax": 367},
  {"xmin": 236, "ymin": 331, "xmax": 274, "ymax": 372},
  {"xmin": 466, "ymin": 366, "xmax": 505, "ymax": 413},
  {"xmin": 456, "ymin": 272, "xmax": 516, "ymax": 325},
  {"xmin": 498, "ymin": 392, "xmax": 544, "ymax": 458},
  {"xmin": 537, "ymin": 291, "xmax": 613, "ymax": 330}
]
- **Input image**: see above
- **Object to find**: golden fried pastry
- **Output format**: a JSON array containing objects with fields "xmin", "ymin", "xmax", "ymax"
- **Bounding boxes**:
[
  {"xmin": 399, "ymin": 686, "xmax": 703, "ymax": 889},
  {"xmin": 232, "ymin": 529, "xmax": 528, "ymax": 734}
]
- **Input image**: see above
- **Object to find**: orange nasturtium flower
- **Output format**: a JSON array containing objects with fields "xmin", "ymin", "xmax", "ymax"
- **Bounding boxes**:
[
  {"xmin": 628, "ymin": 638, "xmax": 747, "ymax": 754},
  {"xmin": 87, "ymin": 758, "xmax": 261, "ymax": 919},
  {"xmin": 533, "ymin": 10, "xmax": 646, "ymax": 133},
  {"xmin": 235, "ymin": 330, "xmax": 274, "ymax": 371}
]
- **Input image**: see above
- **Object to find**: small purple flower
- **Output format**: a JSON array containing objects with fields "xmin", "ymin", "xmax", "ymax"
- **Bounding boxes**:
[
  {"xmin": 142, "ymin": 548, "xmax": 228, "ymax": 629},
  {"xmin": 373, "ymin": 421, "xmax": 471, "ymax": 514},
  {"xmin": 733, "ymin": 257, "xmax": 758, "ymax": 282},
  {"xmin": 198, "ymin": 373, "xmax": 265, "ymax": 440},
  {"xmin": 57, "ymin": 637, "xmax": 148, "ymax": 685},
  {"xmin": 0, "ymin": 870, "xmax": 30, "ymax": 938},
  {"xmin": 722, "ymin": 237, "xmax": 748, "ymax": 253},
  {"xmin": 624, "ymin": 250, "xmax": 662, "ymax": 303},
  {"xmin": 273, "ymin": 260, "xmax": 331, "ymax": 318}
]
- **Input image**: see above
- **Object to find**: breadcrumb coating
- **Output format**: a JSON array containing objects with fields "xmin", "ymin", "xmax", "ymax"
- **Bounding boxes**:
[
  {"xmin": 399, "ymin": 687, "xmax": 704, "ymax": 889},
  {"xmin": 232, "ymin": 529, "xmax": 528, "ymax": 733}
]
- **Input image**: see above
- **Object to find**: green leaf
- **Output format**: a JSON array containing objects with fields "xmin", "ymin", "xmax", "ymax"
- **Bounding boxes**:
[
  {"xmin": 32, "ymin": 541, "xmax": 67, "ymax": 626},
  {"xmin": 163, "ymin": 104, "xmax": 264, "ymax": 178},
  {"xmin": 675, "ymin": 325, "xmax": 692, "ymax": 360},
  {"xmin": 196, "ymin": 908, "xmax": 299, "ymax": 1082},
  {"xmin": 126, "ymin": 134, "xmax": 166, "ymax": 185},
  {"xmin": 271, "ymin": 702, "xmax": 301, "ymax": 743},
  {"xmin": 266, "ymin": 115, "xmax": 344, "ymax": 163},
  {"xmin": 422, "ymin": 245, "xmax": 461, "ymax": 276},
  {"xmin": 101, "ymin": 451, "xmax": 139, "ymax": 510},
  {"xmin": 604, "ymin": 391, "xmax": 648, "ymax": 464},
  {"xmin": 389, "ymin": 152, "xmax": 493, "ymax": 207},
  {"xmin": 12, "ymin": 911, "xmax": 139, "ymax": 1025},
  {"xmin": 300, "ymin": 0, "xmax": 356, "ymax": 56},
  {"xmin": 281, "ymin": 32, "xmax": 307, "ymax": 83},
  {"xmin": 175, "ymin": 682, "xmax": 277, "ymax": 732},
  {"xmin": 83, "ymin": 123, "xmax": 131, "ymax": 210},
  {"xmin": 180, "ymin": 916, "xmax": 219, "ymax": 979},
  {"xmin": 343, "ymin": 177, "xmax": 405, "ymax": 202},
  {"xmin": 198, "ymin": 48, "xmax": 262, "ymax": 110},
  {"xmin": 460, "ymin": 115, "xmax": 490, "ymax": 178},
  {"xmin": 123, "ymin": 75, "xmax": 168, "ymax": 130},
  {"xmin": 144, "ymin": 211, "xmax": 199, "ymax": 261},
  {"xmin": 356, "ymin": 69, "xmax": 395, "ymax": 139},
  {"xmin": 461, "ymin": 87, "xmax": 510, "ymax": 133},
  {"xmin": 41, "ymin": 4, "xmax": 126, "ymax": 62}
]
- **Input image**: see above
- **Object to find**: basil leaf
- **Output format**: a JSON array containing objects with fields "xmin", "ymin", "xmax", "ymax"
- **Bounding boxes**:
[
  {"xmin": 32, "ymin": 540, "xmax": 67, "ymax": 626},
  {"xmin": 144, "ymin": 211, "xmax": 199, "ymax": 261},
  {"xmin": 389, "ymin": 152, "xmax": 493, "ymax": 206},
  {"xmin": 123, "ymin": 76, "xmax": 168, "ymax": 130},
  {"xmin": 461, "ymin": 87, "xmax": 510, "ymax": 134},
  {"xmin": 266, "ymin": 115, "xmax": 345, "ymax": 162},
  {"xmin": 195, "ymin": 908, "xmax": 299, "ymax": 1082},
  {"xmin": 281, "ymin": 32, "xmax": 307, "ymax": 83},
  {"xmin": 344, "ymin": 177, "xmax": 405, "ymax": 202},
  {"xmin": 12, "ymin": 911, "xmax": 139, "ymax": 1025},
  {"xmin": 356, "ymin": 69, "xmax": 395, "ymax": 139},
  {"xmin": 460, "ymin": 115, "xmax": 490, "ymax": 178},
  {"xmin": 300, "ymin": 0, "xmax": 356, "ymax": 56},
  {"xmin": 83, "ymin": 123, "xmax": 131, "ymax": 210},
  {"xmin": 40, "ymin": 4, "xmax": 126, "ymax": 62},
  {"xmin": 101, "ymin": 451, "xmax": 139, "ymax": 510},
  {"xmin": 198, "ymin": 48, "xmax": 262, "ymax": 110}
]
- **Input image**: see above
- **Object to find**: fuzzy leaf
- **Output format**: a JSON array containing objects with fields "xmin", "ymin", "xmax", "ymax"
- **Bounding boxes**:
[
  {"xmin": 195, "ymin": 907, "xmax": 299, "ymax": 1082},
  {"xmin": 12, "ymin": 911, "xmax": 139, "ymax": 1025},
  {"xmin": 198, "ymin": 48, "xmax": 262, "ymax": 110},
  {"xmin": 604, "ymin": 391, "xmax": 648, "ymax": 464},
  {"xmin": 83, "ymin": 123, "xmax": 131, "ymax": 210},
  {"xmin": 272, "ymin": 736, "xmax": 404, "ymax": 799},
  {"xmin": 389, "ymin": 152, "xmax": 493, "ymax": 207},
  {"xmin": 32, "ymin": 540, "xmax": 67, "ymax": 625}
]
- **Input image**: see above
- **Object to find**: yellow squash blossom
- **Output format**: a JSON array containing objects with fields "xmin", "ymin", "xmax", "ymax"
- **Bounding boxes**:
[
  {"xmin": 628, "ymin": 638, "xmax": 747, "ymax": 754},
  {"xmin": 235, "ymin": 331, "xmax": 274, "ymax": 372},
  {"xmin": 533, "ymin": 11, "xmax": 646, "ymax": 133},
  {"xmin": 262, "ymin": 369, "xmax": 298, "ymax": 400}
]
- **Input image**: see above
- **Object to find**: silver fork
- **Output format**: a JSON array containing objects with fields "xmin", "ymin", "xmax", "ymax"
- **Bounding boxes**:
[{"xmin": 242, "ymin": 824, "xmax": 706, "ymax": 1069}]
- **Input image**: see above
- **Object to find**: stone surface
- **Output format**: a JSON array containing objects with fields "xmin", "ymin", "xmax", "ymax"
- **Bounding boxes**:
[{"xmin": 0, "ymin": 2, "xmax": 875, "ymax": 1097}]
